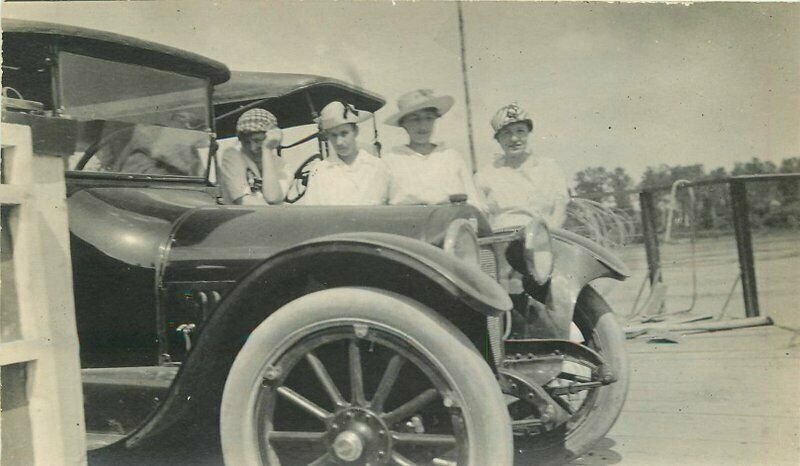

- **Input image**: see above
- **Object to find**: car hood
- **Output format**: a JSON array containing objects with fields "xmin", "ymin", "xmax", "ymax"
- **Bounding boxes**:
[
  {"xmin": 68, "ymin": 187, "xmax": 216, "ymax": 268},
  {"xmin": 163, "ymin": 203, "xmax": 492, "ymax": 282},
  {"xmin": 68, "ymin": 187, "xmax": 491, "ymax": 279}
]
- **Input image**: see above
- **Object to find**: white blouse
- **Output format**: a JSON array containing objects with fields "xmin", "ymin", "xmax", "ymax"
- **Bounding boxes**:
[
  {"xmin": 474, "ymin": 154, "xmax": 569, "ymax": 229},
  {"xmin": 382, "ymin": 143, "xmax": 487, "ymax": 212},
  {"xmin": 300, "ymin": 149, "xmax": 391, "ymax": 206}
]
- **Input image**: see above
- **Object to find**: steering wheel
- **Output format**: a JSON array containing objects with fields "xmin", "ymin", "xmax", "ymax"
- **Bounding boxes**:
[
  {"xmin": 73, "ymin": 125, "xmax": 138, "ymax": 171},
  {"xmin": 490, "ymin": 207, "xmax": 545, "ymax": 232},
  {"xmin": 284, "ymin": 153, "xmax": 323, "ymax": 204}
]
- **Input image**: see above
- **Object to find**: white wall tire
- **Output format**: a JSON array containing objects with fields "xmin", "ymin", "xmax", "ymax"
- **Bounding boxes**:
[{"xmin": 221, "ymin": 287, "xmax": 513, "ymax": 466}]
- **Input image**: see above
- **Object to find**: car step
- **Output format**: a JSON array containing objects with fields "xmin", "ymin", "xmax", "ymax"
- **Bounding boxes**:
[{"xmin": 82, "ymin": 366, "xmax": 179, "ymax": 442}]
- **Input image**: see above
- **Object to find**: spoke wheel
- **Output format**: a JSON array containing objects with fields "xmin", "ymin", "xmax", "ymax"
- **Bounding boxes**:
[
  {"xmin": 221, "ymin": 288, "xmax": 513, "ymax": 466},
  {"xmin": 258, "ymin": 331, "xmax": 462, "ymax": 465},
  {"xmin": 513, "ymin": 286, "xmax": 629, "ymax": 465}
]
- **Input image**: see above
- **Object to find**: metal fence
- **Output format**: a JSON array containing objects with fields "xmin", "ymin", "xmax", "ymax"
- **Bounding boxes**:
[
  {"xmin": 564, "ymin": 173, "xmax": 799, "ymax": 328},
  {"xmin": 636, "ymin": 173, "xmax": 800, "ymax": 319}
]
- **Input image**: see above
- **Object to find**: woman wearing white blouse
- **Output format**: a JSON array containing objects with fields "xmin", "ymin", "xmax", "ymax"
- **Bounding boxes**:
[
  {"xmin": 474, "ymin": 103, "xmax": 569, "ymax": 230},
  {"xmin": 300, "ymin": 101, "xmax": 390, "ymax": 206},
  {"xmin": 382, "ymin": 89, "xmax": 486, "ymax": 212}
]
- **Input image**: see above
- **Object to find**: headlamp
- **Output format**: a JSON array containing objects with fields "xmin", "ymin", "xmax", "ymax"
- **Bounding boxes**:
[
  {"xmin": 443, "ymin": 219, "xmax": 480, "ymax": 266},
  {"xmin": 523, "ymin": 216, "xmax": 554, "ymax": 284}
]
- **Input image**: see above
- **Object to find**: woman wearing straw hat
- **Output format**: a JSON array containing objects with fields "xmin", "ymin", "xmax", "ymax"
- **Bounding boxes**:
[
  {"xmin": 475, "ymin": 102, "xmax": 569, "ymax": 230},
  {"xmin": 382, "ymin": 89, "xmax": 486, "ymax": 211},
  {"xmin": 300, "ymin": 101, "xmax": 391, "ymax": 206}
]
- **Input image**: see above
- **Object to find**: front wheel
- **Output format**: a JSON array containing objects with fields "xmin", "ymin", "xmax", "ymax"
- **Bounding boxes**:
[
  {"xmin": 515, "ymin": 286, "xmax": 629, "ymax": 465},
  {"xmin": 221, "ymin": 287, "xmax": 513, "ymax": 466}
]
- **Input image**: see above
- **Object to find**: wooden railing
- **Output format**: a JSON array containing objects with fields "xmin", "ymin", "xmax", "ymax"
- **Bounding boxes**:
[{"xmin": 1, "ymin": 122, "xmax": 86, "ymax": 465}]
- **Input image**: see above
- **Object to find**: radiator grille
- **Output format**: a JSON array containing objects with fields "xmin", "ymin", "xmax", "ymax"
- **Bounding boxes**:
[
  {"xmin": 487, "ymin": 315, "xmax": 504, "ymax": 366},
  {"xmin": 480, "ymin": 246, "xmax": 504, "ymax": 366},
  {"xmin": 479, "ymin": 247, "xmax": 498, "ymax": 279}
]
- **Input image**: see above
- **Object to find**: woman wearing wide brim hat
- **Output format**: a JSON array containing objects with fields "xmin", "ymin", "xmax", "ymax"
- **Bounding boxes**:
[
  {"xmin": 299, "ymin": 101, "xmax": 390, "ymax": 206},
  {"xmin": 474, "ymin": 102, "xmax": 569, "ymax": 230},
  {"xmin": 382, "ymin": 89, "xmax": 486, "ymax": 211}
]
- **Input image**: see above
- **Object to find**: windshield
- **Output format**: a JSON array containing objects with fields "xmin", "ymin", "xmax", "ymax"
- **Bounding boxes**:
[{"xmin": 60, "ymin": 51, "xmax": 212, "ymax": 177}]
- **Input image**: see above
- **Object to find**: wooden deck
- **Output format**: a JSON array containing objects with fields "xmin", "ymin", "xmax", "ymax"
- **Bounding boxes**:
[{"xmin": 572, "ymin": 325, "xmax": 800, "ymax": 466}]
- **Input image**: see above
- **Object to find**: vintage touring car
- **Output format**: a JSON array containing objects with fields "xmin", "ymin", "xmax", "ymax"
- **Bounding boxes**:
[{"xmin": 2, "ymin": 18, "xmax": 629, "ymax": 466}]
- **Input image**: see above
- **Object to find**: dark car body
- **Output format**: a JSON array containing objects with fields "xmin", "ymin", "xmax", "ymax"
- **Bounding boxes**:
[
  {"xmin": 2, "ymin": 17, "xmax": 511, "ymax": 446},
  {"xmin": 2, "ymin": 18, "xmax": 628, "ymax": 462}
]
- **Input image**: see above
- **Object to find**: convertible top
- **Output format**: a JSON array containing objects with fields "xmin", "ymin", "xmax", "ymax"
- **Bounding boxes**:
[
  {"xmin": 2, "ymin": 18, "xmax": 230, "ymax": 85},
  {"xmin": 214, "ymin": 71, "xmax": 385, "ymax": 136}
]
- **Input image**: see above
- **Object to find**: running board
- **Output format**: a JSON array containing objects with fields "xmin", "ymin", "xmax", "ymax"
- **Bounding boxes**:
[
  {"xmin": 86, "ymin": 432, "xmax": 126, "ymax": 450},
  {"xmin": 82, "ymin": 366, "xmax": 179, "ymax": 444}
]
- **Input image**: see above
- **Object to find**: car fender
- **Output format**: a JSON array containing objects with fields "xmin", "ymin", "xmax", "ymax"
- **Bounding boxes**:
[
  {"xmin": 544, "ymin": 229, "xmax": 630, "ymax": 336},
  {"xmin": 273, "ymin": 231, "xmax": 514, "ymax": 316},
  {"xmin": 123, "ymin": 231, "xmax": 511, "ymax": 449}
]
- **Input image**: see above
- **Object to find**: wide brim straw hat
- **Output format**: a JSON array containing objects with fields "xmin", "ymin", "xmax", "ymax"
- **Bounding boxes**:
[
  {"xmin": 384, "ymin": 89, "xmax": 455, "ymax": 127},
  {"xmin": 317, "ymin": 101, "xmax": 373, "ymax": 131}
]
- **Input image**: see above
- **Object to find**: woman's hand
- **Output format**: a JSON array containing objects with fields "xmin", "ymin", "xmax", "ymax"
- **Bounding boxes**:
[
  {"xmin": 259, "ymin": 144, "xmax": 285, "ymax": 204},
  {"xmin": 264, "ymin": 128, "xmax": 283, "ymax": 150}
]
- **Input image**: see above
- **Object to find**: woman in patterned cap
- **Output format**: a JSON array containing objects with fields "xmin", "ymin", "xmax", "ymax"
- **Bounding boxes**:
[
  {"xmin": 474, "ymin": 103, "xmax": 569, "ymax": 229},
  {"xmin": 382, "ymin": 89, "xmax": 486, "ymax": 211},
  {"xmin": 219, "ymin": 108, "xmax": 287, "ymax": 205}
]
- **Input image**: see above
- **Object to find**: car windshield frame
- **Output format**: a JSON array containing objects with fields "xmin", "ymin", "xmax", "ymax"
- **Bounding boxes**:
[
  {"xmin": 57, "ymin": 48, "xmax": 213, "ymax": 129},
  {"xmin": 56, "ymin": 42, "xmax": 218, "ymax": 182}
]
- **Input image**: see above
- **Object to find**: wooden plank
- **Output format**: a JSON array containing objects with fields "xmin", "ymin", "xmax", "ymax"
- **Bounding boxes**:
[
  {"xmin": 0, "ymin": 340, "xmax": 49, "ymax": 366},
  {"xmin": 0, "ymin": 122, "xmax": 86, "ymax": 466},
  {"xmin": 0, "ymin": 185, "xmax": 31, "ymax": 206},
  {"xmin": 1, "ymin": 124, "xmax": 34, "ymax": 185},
  {"xmin": 26, "ymin": 353, "xmax": 87, "ymax": 465},
  {"xmin": 625, "ymin": 316, "xmax": 772, "ymax": 334},
  {"xmin": 7, "ymin": 203, "xmax": 51, "ymax": 340}
]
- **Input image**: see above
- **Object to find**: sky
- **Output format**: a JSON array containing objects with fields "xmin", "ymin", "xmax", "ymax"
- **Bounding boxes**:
[{"xmin": 3, "ymin": 1, "xmax": 798, "ymax": 186}]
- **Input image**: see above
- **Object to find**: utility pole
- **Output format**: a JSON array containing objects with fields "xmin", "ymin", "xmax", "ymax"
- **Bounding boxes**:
[{"xmin": 456, "ymin": 1, "xmax": 478, "ymax": 173}]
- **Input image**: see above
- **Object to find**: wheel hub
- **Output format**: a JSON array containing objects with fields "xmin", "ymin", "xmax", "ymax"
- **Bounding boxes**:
[
  {"xmin": 332, "ymin": 431, "xmax": 364, "ymax": 461},
  {"xmin": 328, "ymin": 407, "xmax": 391, "ymax": 464}
]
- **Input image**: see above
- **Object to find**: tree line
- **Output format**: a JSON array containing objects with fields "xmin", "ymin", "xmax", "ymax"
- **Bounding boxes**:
[{"xmin": 572, "ymin": 157, "xmax": 800, "ymax": 232}]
